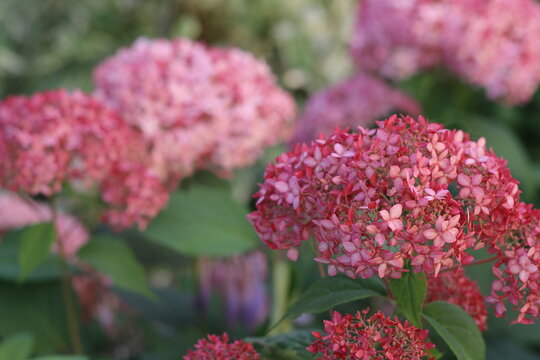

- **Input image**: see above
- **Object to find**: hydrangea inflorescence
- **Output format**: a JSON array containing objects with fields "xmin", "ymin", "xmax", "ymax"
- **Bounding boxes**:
[
  {"xmin": 307, "ymin": 309, "xmax": 435, "ymax": 359},
  {"xmin": 351, "ymin": 0, "xmax": 540, "ymax": 104},
  {"xmin": 0, "ymin": 89, "xmax": 169, "ymax": 230},
  {"xmin": 249, "ymin": 115, "xmax": 540, "ymax": 323},
  {"xmin": 183, "ymin": 333, "xmax": 262, "ymax": 360},
  {"xmin": 94, "ymin": 37, "xmax": 295, "ymax": 180},
  {"xmin": 290, "ymin": 73, "xmax": 420, "ymax": 146}
]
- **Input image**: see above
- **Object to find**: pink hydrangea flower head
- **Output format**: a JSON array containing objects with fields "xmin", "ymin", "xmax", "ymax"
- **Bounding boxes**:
[
  {"xmin": 251, "ymin": 116, "xmax": 470, "ymax": 278},
  {"xmin": 290, "ymin": 74, "xmax": 420, "ymax": 145},
  {"xmin": 426, "ymin": 268, "xmax": 488, "ymax": 330},
  {"xmin": 94, "ymin": 38, "xmax": 224, "ymax": 180},
  {"xmin": 0, "ymin": 89, "xmax": 169, "ymax": 230},
  {"xmin": 250, "ymin": 114, "xmax": 538, "ymax": 323},
  {"xmin": 486, "ymin": 205, "xmax": 540, "ymax": 325},
  {"xmin": 94, "ymin": 37, "xmax": 295, "ymax": 178},
  {"xmin": 350, "ymin": 0, "xmax": 447, "ymax": 79},
  {"xmin": 307, "ymin": 309, "xmax": 435, "ymax": 359},
  {"xmin": 0, "ymin": 89, "xmax": 146, "ymax": 196},
  {"xmin": 0, "ymin": 193, "xmax": 88, "ymax": 259},
  {"xmin": 351, "ymin": 0, "xmax": 540, "ymax": 104},
  {"xmin": 443, "ymin": 0, "xmax": 540, "ymax": 104},
  {"xmin": 197, "ymin": 251, "xmax": 269, "ymax": 331},
  {"xmin": 208, "ymin": 47, "xmax": 296, "ymax": 170},
  {"xmin": 183, "ymin": 333, "xmax": 261, "ymax": 360}
]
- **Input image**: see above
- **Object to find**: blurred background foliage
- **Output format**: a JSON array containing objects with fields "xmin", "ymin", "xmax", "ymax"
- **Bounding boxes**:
[
  {"xmin": 0, "ymin": 0, "xmax": 354, "ymax": 97},
  {"xmin": 1, "ymin": 0, "xmax": 540, "ymax": 359}
]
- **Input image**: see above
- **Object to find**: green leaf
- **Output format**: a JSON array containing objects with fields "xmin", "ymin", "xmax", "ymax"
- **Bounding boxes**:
[
  {"xmin": 277, "ymin": 277, "xmax": 383, "ymax": 325},
  {"xmin": 144, "ymin": 186, "xmax": 258, "ymax": 257},
  {"xmin": 486, "ymin": 341, "xmax": 539, "ymax": 360},
  {"xmin": 389, "ymin": 270, "xmax": 427, "ymax": 327},
  {"xmin": 423, "ymin": 301, "xmax": 485, "ymax": 360},
  {"xmin": 0, "ymin": 333, "xmax": 34, "ymax": 360},
  {"xmin": 0, "ymin": 280, "xmax": 69, "ymax": 353},
  {"xmin": 247, "ymin": 329, "xmax": 315, "ymax": 360},
  {"xmin": 18, "ymin": 223, "xmax": 56, "ymax": 281},
  {"xmin": 0, "ymin": 234, "xmax": 62, "ymax": 282},
  {"xmin": 78, "ymin": 235, "xmax": 154, "ymax": 299}
]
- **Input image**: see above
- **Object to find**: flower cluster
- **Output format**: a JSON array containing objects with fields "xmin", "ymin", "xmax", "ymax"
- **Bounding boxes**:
[
  {"xmin": 94, "ymin": 37, "xmax": 295, "ymax": 179},
  {"xmin": 426, "ymin": 268, "xmax": 488, "ymax": 330},
  {"xmin": 249, "ymin": 115, "xmax": 539, "ymax": 323},
  {"xmin": 183, "ymin": 333, "xmax": 261, "ymax": 360},
  {"xmin": 197, "ymin": 251, "xmax": 269, "ymax": 331},
  {"xmin": 350, "ymin": 0, "xmax": 444, "ymax": 80},
  {"xmin": 307, "ymin": 309, "xmax": 435, "ymax": 359},
  {"xmin": 0, "ymin": 89, "xmax": 140, "ymax": 195},
  {"xmin": 290, "ymin": 74, "xmax": 420, "ymax": 146},
  {"xmin": 350, "ymin": 0, "xmax": 540, "ymax": 104},
  {"xmin": 0, "ymin": 90, "xmax": 169, "ymax": 229},
  {"xmin": 0, "ymin": 193, "xmax": 88, "ymax": 259},
  {"xmin": 487, "ymin": 205, "xmax": 540, "ymax": 324}
]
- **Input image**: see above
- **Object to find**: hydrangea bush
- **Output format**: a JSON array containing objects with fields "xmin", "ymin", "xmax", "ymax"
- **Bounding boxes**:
[{"xmin": 1, "ymin": 1, "xmax": 540, "ymax": 359}]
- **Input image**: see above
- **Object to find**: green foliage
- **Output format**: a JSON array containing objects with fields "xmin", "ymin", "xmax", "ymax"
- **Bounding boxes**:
[
  {"xmin": 423, "ymin": 301, "xmax": 486, "ymax": 360},
  {"xmin": 78, "ymin": 235, "xmax": 154, "ymax": 299},
  {"xmin": 17, "ymin": 223, "xmax": 56, "ymax": 281},
  {"xmin": 390, "ymin": 271, "xmax": 427, "ymax": 328},
  {"xmin": 486, "ymin": 341, "xmax": 540, "ymax": 360},
  {"xmin": 247, "ymin": 330, "xmax": 315, "ymax": 360},
  {"xmin": 144, "ymin": 185, "xmax": 258, "ymax": 257},
  {"xmin": 0, "ymin": 280, "xmax": 69, "ymax": 353},
  {"xmin": 0, "ymin": 333, "xmax": 34, "ymax": 360},
  {"xmin": 276, "ymin": 277, "xmax": 384, "ymax": 326},
  {"xmin": 0, "ymin": 232, "xmax": 62, "ymax": 282}
]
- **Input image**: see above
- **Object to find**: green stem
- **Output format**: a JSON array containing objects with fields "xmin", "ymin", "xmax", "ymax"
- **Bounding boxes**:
[
  {"xmin": 268, "ymin": 255, "xmax": 292, "ymax": 335},
  {"xmin": 59, "ymin": 255, "xmax": 83, "ymax": 354},
  {"xmin": 51, "ymin": 199, "xmax": 83, "ymax": 354}
]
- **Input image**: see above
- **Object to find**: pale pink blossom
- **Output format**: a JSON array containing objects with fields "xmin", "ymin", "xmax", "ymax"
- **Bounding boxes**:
[
  {"xmin": 380, "ymin": 204, "xmax": 404, "ymax": 232},
  {"xmin": 423, "ymin": 215, "xmax": 460, "ymax": 248},
  {"xmin": 290, "ymin": 74, "xmax": 419, "ymax": 145},
  {"xmin": 351, "ymin": 0, "xmax": 540, "ymax": 104},
  {"xmin": 94, "ymin": 37, "xmax": 295, "ymax": 178}
]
